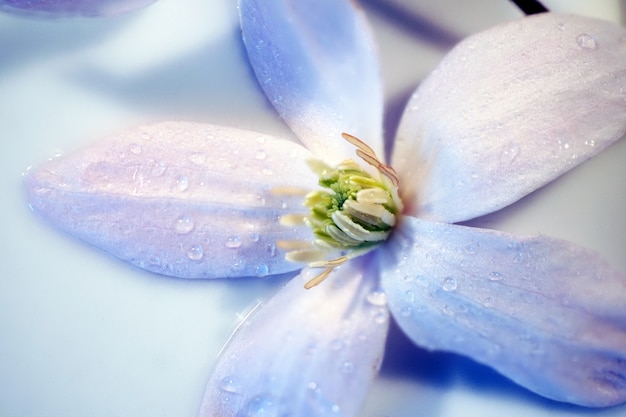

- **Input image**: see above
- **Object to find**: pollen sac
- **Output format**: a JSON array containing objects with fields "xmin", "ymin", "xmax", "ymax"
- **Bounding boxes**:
[{"xmin": 304, "ymin": 159, "xmax": 402, "ymax": 250}]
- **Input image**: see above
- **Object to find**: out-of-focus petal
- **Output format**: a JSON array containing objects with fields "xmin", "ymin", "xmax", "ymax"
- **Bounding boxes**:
[
  {"xmin": 239, "ymin": 0, "xmax": 384, "ymax": 164},
  {"xmin": 0, "ymin": 0, "xmax": 156, "ymax": 17},
  {"xmin": 26, "ymin": 121, "xmax": 317, "ymax": 279},
  {"xmin": 199, "ymin": 256, "xmax": 389, "ymax": 417},
  {"xmin": 381, "ymin": 216, "xmax": 626, "ymax": 407},
  {"xmin": 393, "ymin": 13, "xmax": 626, "ymax": 223}
]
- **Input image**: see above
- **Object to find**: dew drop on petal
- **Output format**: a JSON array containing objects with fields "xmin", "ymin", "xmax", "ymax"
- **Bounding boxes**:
[
  {"xmin": 128, "ymin": 143, "xmax": 142, "ymax": 154},
  {"xmin": 255, "ymin": 149, "xmax": 267, "ymax": 160},
  {"xmin": 400, "ymin": 306, "xmax": 412, "ymax": 317},
  {"xmin": 175, "ymin": 175, "xmax": 189, "ymax": 192},
  {"xmin": 225, "ymin": 235, "xmax": 242, "ymax": 249},
  {"xmin": 188, "ymin": 152, "xmax": 206, "ymax": 165},
  {"xmin": 488, "ymin": 271, "xmax": 503, "ymax": 281},
  {"xmin": 330, "ymin": 338, "xmax": 343, "ymax": 351},
  {"xmin": 576, "ymin": 33, "xmax": 598, "ymax": 50},
  {"xmin": 218, "ymin": 376, "xmax": 241, "ymax": 394},
  {"xmin": 254, "ymin": 264, "xmax": 269, "ymax": 277},
  {"xmin": 341, "ymin": 361, "xmax": 354, "ymax": 373},
  {"xmin": 442, "ymin": 277, "xmax": 457, "ymax": 291},
  {"xmin": 187, "ymin": 244, "xmax": 204, "ymax": 261},
  {"xmin": 240, "ymin": 394, "xmax": 280, "ymax": 417},
  {"xmin": 249, "ymin": 232, "xmax": 260, "ymax": 242},
  {"xmin": 174, "ymin": 215, "xmax": 194, "ymax": 234},
  {"xmin": 366, "ymin": 289, "xmax": 387, "ymax": 306}
]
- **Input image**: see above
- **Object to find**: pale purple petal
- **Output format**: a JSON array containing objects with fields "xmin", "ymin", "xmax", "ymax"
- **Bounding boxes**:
[
  {"xmin": 199, "ymin": 256, "xmax": 389, "ymax": 417},
  {"xmin": 0, "ymin": 0, "xmax": 155, "ymax": 17},
  {"xmin": 26, "ymin": 121, "xmax": 317, "ymax": 279},
  {"xmin": 381, "ymin": 216, "xmax": 626, "ymax": 407},
  {"xmin": 239, "ymin": 0, "xmax": 384, "ymax": 164},
  {"xmin": 393, "ymin": 13, "xmax": 626, "ymax": 223}
]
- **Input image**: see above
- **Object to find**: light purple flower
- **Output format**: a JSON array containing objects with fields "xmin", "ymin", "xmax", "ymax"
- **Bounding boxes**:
[{"xmin": 25, "ymin": 1, "xmax": 626, "ymax": 416}]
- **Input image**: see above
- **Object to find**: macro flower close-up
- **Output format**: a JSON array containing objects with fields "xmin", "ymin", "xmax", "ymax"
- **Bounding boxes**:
[{"xmin": 1, "ymin": 1, "xmax": 625, "ymax": 416}]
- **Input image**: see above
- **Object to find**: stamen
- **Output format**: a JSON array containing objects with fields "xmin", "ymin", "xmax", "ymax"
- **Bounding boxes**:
[
  {"xmin": 280, "ymin": 132, "xmax": 404, "ymax": 289},
  {"xmin": 304, "ymin": 256, "xmax": 349, "ymax": 289},
  {"xmin": 279, "ymin": 213, "xmax": 307, "ymax": 226},
  {"xmin": 304, "ymin": 268, "xmax": 334, "ymax": 289},
  {"xmin": 277, "ymin": 240, "xmax": 314, "ymax": 250},
  {"xmin": 271, "ymin": 186, "xmax": 310, "ymax": 196}
]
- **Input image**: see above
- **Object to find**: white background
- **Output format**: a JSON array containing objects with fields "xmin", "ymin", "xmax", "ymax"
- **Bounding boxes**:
[{"xmin": 0, "ymin": 0, "xmax": 624, "ymax": 416}]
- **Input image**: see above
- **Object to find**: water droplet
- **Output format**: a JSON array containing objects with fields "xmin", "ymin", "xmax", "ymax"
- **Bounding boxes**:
[
  {"xmin": 400, "ymin": 306, "xmax": 412, "ymax": 317},
  {"xmin": 373, "ymin": 311, "xmax": 387, "ymax": 324},
  {"xmin": 254, "ymin": 264, "xmax": 269, "ymax": 277},
  {"xmin": 129, "ymin": 143, "xmax": 142, "ymax": 154},
  {"xmin": 255, "ymin": 150, "xmax": 267, "ymax": 160},
  {"xmin": 488, "ymin": 271, "xmax": 503, "ymax": 281},
  {"xmin": 256, "ymin": 135, "xmax": 266, "ymax": 144},
  {"xmin": 584, "ymin": 139, "xmax": 596, "ymax": 147},
  {"xmin": 175, "ymin": 175, "xmax": 189, "ymax": 192},
  {"xmin": 262, "ymin": 167, "xmax": 273, "ymax": 176},
  {"xmin": 366, "ymin": 289, "xmax": 387, "ymax": 306},
  {"xmin": 218, "ymin": 376, "xmax": 241, "ymax": 394},
  {"xmin": 464, "ymin": 242, "xmax": 479, "ymax": 254},
  {"xmin": 576, "ymin": 33, "xmax": 598, "ymax": 50},
  {"xmin": 150, "ymin": 160, "xmax": 166, "ymax": 176},
  {"xmin": 230, "ymin": 259, "xmax": 245, "ymax": 272},
  {"xmin": 341, "ymin": 361, "xmax": 354, "ymax": 373},
  {"xmin": 307, "ymin": 381, "xmax": 317, "ymax": 390},
  {"xmin": 226, "ymin": 235, "xmax": 242, "ymax": 249},
  {"xmin": 556, "ymin": 22, "xmax": 565, "ymax": 31},
  {"xmin": 330, "ymin": 338, "xmax": 343, "ymax": 351},
  {"xmin": 405, "ymin": 290, "xmax": 415, "ymax": 303},
  {"xmin": 188, "ymin": 152, "xmax": 206, "ymax": 165},
  {"xmin": 266, "ymin": 243, "xmax": 276, "ymax": 257},
  {"xmin": 187, "ymin": 244, "xmax": 204, "ymax": 261},
  {"xmin": 174, "ymin": 215, "xmax": 194, "ymax": 234},
  {"xmin": 249, "ymin": 232, "xmax": 260, "ymax": 242},
  {"xmin": 442, "ymin": 277, "xmax": 457, "ymax": 291},
  {"xmin": 502, "ymin": 143, "xmax": 520, "ymax": 163},
  {"xmin": 240, "ymin": 394, "xmax": 280, "ymax": 417}
]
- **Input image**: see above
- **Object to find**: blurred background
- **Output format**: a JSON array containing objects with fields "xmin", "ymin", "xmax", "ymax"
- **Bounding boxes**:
[{"xmin": 0, "ymin": 1, "xmax": 624, "ymax": 416}]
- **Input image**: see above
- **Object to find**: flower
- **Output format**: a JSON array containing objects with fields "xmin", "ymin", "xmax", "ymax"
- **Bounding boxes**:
[{"xmin": 24, "ymin": 1, "xmax": 626, "ymax": 416}]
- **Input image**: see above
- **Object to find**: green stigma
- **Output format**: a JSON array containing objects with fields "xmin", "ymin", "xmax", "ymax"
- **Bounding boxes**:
[
  {"xmin": 278, "ymin": 133, "xmax": 403, "ymax": 289},
  {"xmin": 304, "ymin": 159, "xmax": 400, "ymax": 250}
]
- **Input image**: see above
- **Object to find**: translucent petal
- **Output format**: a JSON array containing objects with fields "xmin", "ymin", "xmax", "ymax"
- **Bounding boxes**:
[
  {"xmin": 0, "ymin": 0, "xmax": 156, "ymax": 17},
  {"xmin": 26, "ymin": 121, "xmax": 317, "ymax": 279},
  {"xmin": 239, "ymin": 0, "xmax": 384, "ymax": 164},
  {"xmin": 199, "ymin": 257, "xmax": 389, "ymax": 417},
  {"xmin": 393, "ymin": 13, "xmax": 626, "ymax": 223},
  {"xmin": 381, "ymin": 216, "xmax": 626, "ymax": 407}
]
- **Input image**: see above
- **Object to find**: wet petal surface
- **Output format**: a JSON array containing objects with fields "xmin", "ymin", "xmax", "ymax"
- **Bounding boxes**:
[
  {"xmin": 0, "ymin": 0, "xmax": 156, "ymax": 17},
  {"xmin": 240, "ymin": 0, "xmax": 384, "ymax": 163},
  {"xmin": 199, "ymin": 257, "xmax": 389, "ymax": 417},
  {"xmin": 381, "ymin": 216, "xmax": 626, "ymax": 407},
  {"xmin": 26, "ymin": 121, "xmax": 316, "ymax": 278},
  {"xmin": 393, "ymin": 13, "xmax": 626, "ymax": 223}
]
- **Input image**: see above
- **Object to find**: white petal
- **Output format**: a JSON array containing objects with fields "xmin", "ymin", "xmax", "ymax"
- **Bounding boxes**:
[
  {"xmin": 239, "ymin": 0, "xmax": 384, "ymax": 164},
  {"xmin": 393, "ymin": 13, "xmax": 626, "ymax": 223},
  {"xmin": 199, "ymin": 257, "xmax": 389, "ymax": 417},
  {"xmin": 0, "ymin": 0, "xmax": 156, "ymax": 17},
  {"xmin": 26, "ymin": 121, "xmax": 317, "ymax": 279},
  {"xmin": 381, "ymin": 216, "xmax": 626, "ymax": 407}
]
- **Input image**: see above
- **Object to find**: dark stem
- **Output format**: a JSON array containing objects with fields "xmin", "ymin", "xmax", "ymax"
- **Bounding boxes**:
[{"xmin": 509, "ymin": 0, "xmax": 549, "ymax": 15}]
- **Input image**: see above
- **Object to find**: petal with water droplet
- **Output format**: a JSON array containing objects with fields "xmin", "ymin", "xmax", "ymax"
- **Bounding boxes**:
[
  {"xmin": 26, "ymin": 121, "xmax": 317, "ymax": 279},
  {"xmin": 0, "ymin": 0, "xmax": 156, "ymax": 17},
  {"xmin": 381, "ymin": 216, "xmax": 626, "ymax": 407},
  {"xmin": 199, "ymin": 257, "xmax": 388, "ymax": 416},
  {"xmin": 239, "ymin": 0, "xmax": 384, "ymax": 164},
  {"xmin": 393, "ymin": 13, "xmax": 626, "ymax": 222}
]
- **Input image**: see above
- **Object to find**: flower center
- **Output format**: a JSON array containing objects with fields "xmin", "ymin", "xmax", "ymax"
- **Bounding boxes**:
[{"xmin": 278, "ymin": 133, "xmax": 402, "ymax": 289}]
